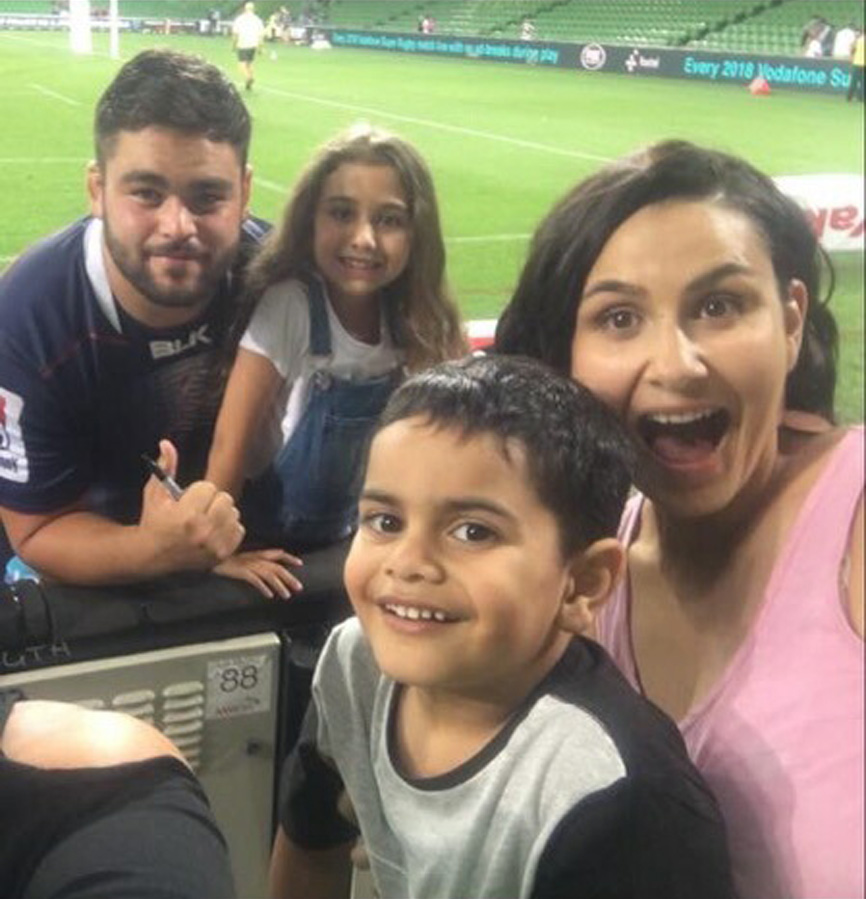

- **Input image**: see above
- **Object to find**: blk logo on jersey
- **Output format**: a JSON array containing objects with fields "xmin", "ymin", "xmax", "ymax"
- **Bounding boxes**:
[
  {"xmin": 0, "ymin": 388, "xmax": 29, "ymax": 483},
  {"xmin": 149, "ymin": 324, "xmax": 212, "ymax": 360}
]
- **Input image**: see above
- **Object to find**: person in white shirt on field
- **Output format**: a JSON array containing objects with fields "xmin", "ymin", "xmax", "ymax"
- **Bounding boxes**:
[
  {"xmin": 232, "ymin": 1, "xmax": 265, "ymax": 91},
  {"xmin": 833, "ymin": 22, "xmax": 858, "ymax": 59}
]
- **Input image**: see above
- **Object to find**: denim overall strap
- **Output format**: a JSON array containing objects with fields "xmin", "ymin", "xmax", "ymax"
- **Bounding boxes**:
[
  {"xmin": 243, "ymin": 278, "xmax": 403, "ymax": 550},
  {"xmin": 307, "ymin": 277, "xmax": 403, "ymax": 356},
  {"xmin": 381, "ymin": 293, "xmax": 405, "ymax": 350},
  {"xmin": 304, "ymin": 276, "xmax": 333, "ymax": 358}
]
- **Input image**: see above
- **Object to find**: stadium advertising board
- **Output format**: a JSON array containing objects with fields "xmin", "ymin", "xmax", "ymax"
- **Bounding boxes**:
[
  {"xmin": 329, "ymin": 29, "xmax": 571, "ymax": 67},
  {"xmin": 328, "ymin": 29, "xmax": 854, "ymax": 96},
  {"xmin": 461, "ymin": 171, "xmax": 863, "ymax": 348},
  {"xmin": 774, "ymin": 174, "xmax": 864, "ymax": 253},
  {"xmin": 0, "ymin": 14, "xmax": 66, "ymax": 30},
  {"xmin": 602, "ymin": 45, "xmax": 853, "ymax": 95},
  {"xmin": 462, "ymin": 172, "xmax": 865, "ymax": 343}
]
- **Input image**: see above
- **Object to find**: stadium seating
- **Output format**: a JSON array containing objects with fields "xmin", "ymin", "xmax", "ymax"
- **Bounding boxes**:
[
  {"xmin": 317, "ymin": 0, "xmax": 863, "ymax": 56},
  {"xmin": 524, "ymin": 1, "xmax": 731, "ymax": 45},
  {"xmin": 307, "ymin": 0, "xmax": 754, "ymax": 44},
  {"xmin": 307, "ymin": 1, "xmax": 759, "ymax": 47},
  {"xmin": 1, "ymin": 0, "xmax": 860, "ymax": 57},
  {"xmin": 115, "ymin": 2, "xmax": 221, "ymax": 19},
  {"xmin": 696, "ymin": 0, "xmax": 863, "ymax": 56},
  {"xmin": 0, "ymin": 1, "xmax": 54, "ymax": 10},
  {"xmin": 0, "ymin": 2, "xmax": 241, "ymax": 19}
]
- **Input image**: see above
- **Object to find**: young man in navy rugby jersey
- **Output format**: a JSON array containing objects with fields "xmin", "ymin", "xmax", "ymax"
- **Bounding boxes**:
[{"xmin": 0, "ymin": 50, "xmax": 285, "ymax": 587}]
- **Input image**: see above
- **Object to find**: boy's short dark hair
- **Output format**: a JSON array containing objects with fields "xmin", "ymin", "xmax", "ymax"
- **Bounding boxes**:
[
  {"xmin": 94, "ymin": 49, "xmax": 251, "ymax": 166},
  {"xmin": 375, "ymin": 355, "xmax": 635, "ymax": 557}
]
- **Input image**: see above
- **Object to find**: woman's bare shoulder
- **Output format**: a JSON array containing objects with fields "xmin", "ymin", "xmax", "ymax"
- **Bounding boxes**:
[
  {"xmin": 780, "ymin": 416, "xmax": 863, "ymax": 637},
  {"xmin": 778, "ymin": 414, "xmax": 852, "ymax": 478}
]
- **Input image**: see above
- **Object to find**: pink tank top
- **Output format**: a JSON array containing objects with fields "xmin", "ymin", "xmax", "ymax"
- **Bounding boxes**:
[{"xmin": 598, "ymin": 427, "xmax": 865, "ymax": 899}]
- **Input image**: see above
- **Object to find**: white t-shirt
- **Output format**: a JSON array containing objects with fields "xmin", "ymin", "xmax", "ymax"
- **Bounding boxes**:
[
  {"xmin": 804, "ymin": 38, "xmax": 823, "ymax": 58},
  {"xmin": 232, "ymin": 10, "xmax": 265, "ymax": 49},
  {"xmin": 833, "ymin": 27, "xmax": 857, "ymax": 59},
  {"xmin": 240, "ymin": 278, "xmax": 402, "ymax": 471}
]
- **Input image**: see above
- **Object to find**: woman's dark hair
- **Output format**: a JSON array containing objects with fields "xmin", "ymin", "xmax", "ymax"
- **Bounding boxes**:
[{"xmin": 495, "ymin": 140, "xmax": 839, "ymax": 421}]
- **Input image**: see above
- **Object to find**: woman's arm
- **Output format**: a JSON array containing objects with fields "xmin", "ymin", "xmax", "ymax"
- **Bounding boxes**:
[{"xmin": 207, "ymin": 348, "xmax": 283, "ymax": 499}]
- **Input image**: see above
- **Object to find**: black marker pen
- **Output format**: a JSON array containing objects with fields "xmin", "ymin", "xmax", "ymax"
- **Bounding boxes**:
[{"xmin": 141, "ymin": 454, "xmax": 183, "ymax": 500}]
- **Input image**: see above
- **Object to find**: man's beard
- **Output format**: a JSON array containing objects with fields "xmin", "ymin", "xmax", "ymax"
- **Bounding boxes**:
[{"xmin": 102, "ymin": 216, "xmax": 239, "ymax": 311}]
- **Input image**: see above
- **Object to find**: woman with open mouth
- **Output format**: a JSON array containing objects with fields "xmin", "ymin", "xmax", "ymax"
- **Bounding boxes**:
[{"xmin": 495, "ymin": 140, "xmax": 863, "ymax": 899}]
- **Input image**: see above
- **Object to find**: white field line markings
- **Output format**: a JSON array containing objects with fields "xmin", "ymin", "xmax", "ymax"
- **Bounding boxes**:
[
  {"xmin": 1, "ymin": 233, "xmax": 527, "ymax": 264},
  {"xmin": 0, "ymin": 157, "xmax": 85, "ymax": 164},
  {"xmin": 0, "ymin": 32, "xmax": 59, "ymax": 48},
  {"xmin": 254, "ymin": 175, "xmax": 529, "ymax": 248},
  {"xmin": 0, "ymin": 31, "xmax": 116, "ymax": 58},
  {"xmin": 30, "ymin": 83, "xmax": 82, "ymax": 106},
  {"xmin": 253, "ymin": 171, "xmax": 532, "ymax": 244},
  {"xmin": 253, "ymin": 176, "xmax": 290, "ymax": 195},
  {"xmin": 2, "ymin": 166, "xmax": 527, "ymax": 248},
  {"xmin": 448, "ymin": 233, "xmax": 530, "ymax": 243},
  {"xmin": 259, "ymin": 86, "xmax": 614, "ymax": 163},
  {"xmin": 253, "ymin": 174, "xmax": 529, "ymax": 246}
]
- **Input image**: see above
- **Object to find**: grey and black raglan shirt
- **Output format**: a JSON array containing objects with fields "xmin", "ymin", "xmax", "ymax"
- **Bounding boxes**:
[{"xmin": 279, "ymin": 618, "xmax": 733, "ymax": 899}]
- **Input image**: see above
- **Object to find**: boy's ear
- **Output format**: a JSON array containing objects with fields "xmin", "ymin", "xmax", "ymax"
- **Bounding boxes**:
[{"xmin": 558, "ymin": 538, "xmax": 625, "ymax": 636}]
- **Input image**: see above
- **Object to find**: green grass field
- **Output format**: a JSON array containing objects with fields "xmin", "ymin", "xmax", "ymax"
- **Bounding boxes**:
[{"xmin": 1, "ymin": 29, "xmax": 862, "ymax": 421}]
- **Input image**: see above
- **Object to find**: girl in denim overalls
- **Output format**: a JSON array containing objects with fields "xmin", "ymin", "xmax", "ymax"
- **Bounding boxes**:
[{"xmin": 208, "ymin": 125, "xmax": 466, "ymax": 594}]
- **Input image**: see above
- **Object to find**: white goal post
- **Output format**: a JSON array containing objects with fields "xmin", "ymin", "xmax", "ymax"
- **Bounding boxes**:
[
  {"xmin": 68, "ymin": 0, "xmax": 92, "ymax": 54},
  {"xmin": 68, "ymin": 0, "xmax": 120, "ymax": 58}
]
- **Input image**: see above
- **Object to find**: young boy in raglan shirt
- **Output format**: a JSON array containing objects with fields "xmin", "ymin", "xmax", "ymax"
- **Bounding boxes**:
[{"xmin": 270, "ymin": 355, "xmax": 732, "ymax": 899}]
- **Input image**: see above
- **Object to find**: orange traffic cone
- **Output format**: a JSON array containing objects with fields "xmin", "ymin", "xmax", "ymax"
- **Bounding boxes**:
[{"xmin": 749, "ymin": 76, "xmax": 771, "ymax": 95}]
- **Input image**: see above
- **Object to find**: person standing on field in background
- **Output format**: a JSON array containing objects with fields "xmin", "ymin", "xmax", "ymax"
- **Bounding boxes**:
[
  {"xmin": 232, "ymin": 1, "xmax": 265, "ymax": 91},
  {"xmin": 832, "ymin": 21, "xmax": 857, "ymax": 59},
  {"xmin": 848, "ymin": 30, "xmax": 865, "ymax": 102}
]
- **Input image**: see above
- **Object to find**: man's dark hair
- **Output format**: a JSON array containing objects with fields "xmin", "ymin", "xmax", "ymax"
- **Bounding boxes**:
[
  {"xmin": 94, "ymin": 49, "xmax": 251, "ymax": 166},
  {"xmin": 375, "ymin": 355, "xmax": 635, "ymax": 557}
]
